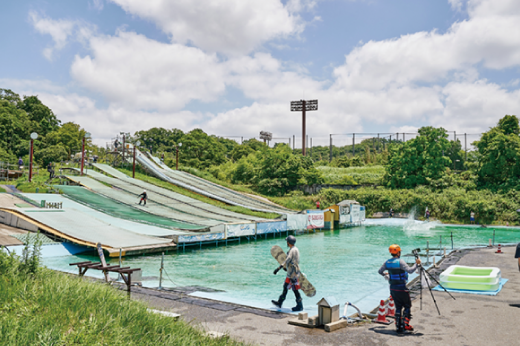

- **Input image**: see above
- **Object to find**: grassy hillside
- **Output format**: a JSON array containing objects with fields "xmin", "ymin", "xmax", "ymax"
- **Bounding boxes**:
[
  {"xmin": 0, "ymin": 250, "xmax": 245, "ymax": 345},
  {"xmin": 317, "ymin": 165, "xmax": 385, "ymax": 185}
]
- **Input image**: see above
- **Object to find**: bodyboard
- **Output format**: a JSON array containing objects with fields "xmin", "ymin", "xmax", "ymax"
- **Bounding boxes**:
[{"xmin": 271, "ymin": 245, "xmax": 316, "ymax": 297}]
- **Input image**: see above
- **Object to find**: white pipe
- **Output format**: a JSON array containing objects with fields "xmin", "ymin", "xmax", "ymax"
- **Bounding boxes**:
[{"xmin": 342, "ymin": 302, "xmax": 363, "ymax": 320}]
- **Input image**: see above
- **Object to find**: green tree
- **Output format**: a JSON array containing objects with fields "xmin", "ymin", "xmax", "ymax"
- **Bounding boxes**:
[
  {"xmin": 475, "ymin": 115, "xmax": 520, "ymax": 187},
  {"xmin": 498, "ymin": 115, "xmax": 520, "ymax": 135},
  {"xmin": 134, "ymin": 127, "xmax": 184, "ymax": 153},
  {"xmin": 45, "ymin": 122, "xmax": 90, "ymax": 158},
  {"xmin": 384, "ymin": 126, "xmax": 451, "ymax": 188},
  {"xmin": 19, "ymin": 95, "xmax": 60, "ymax": 137},
  {"xmin": 180, "ymin": 129, "xmax": 226, "ymax": 169}
]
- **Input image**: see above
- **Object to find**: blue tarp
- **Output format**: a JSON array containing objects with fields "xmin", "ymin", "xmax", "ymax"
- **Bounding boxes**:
[{"xmin": 432, "ymin": 278, "xmax": 508, "ymax": 296}]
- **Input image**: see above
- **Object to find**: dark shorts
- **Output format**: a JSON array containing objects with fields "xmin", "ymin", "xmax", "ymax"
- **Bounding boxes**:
[{"xmin": 515, "ymin": 243, "xmax": 520, "ymax": 259}]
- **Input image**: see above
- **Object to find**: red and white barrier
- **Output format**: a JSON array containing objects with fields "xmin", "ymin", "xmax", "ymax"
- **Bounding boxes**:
[
  {"xmin": 386, "ymin": 297, "xmax": 395, "ymax": 318},
  {"xmin": 373, "ymin": 299, "xmax": 392, "ymax": 324},
  {"xmin": 496, "ymin": 244, "xmax": 503, "ymax": 254}
]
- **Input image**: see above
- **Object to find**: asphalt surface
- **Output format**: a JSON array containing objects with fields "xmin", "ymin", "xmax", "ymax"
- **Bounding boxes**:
[{"xmin": 131, "ymin": 246, "xmax": 520, "ymax": 346}]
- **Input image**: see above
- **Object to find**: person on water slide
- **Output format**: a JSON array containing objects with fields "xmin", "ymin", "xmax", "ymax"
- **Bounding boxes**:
[
  {"xmin": 271, "ymin": 235, "xmax": 304, "ymax": 312},
  {"xmin": 138, "ymin": 190, "xmax": 147, "ymax": 206}
]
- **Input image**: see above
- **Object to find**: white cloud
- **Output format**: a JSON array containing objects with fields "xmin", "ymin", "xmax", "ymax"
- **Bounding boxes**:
[
  {"xmin": 91, "ymin": 0, "xmax": 104, "ymax": 11},
  {"xmin": 71, "ymin": 30, "xmax": 226, "ymax": 111},
  {"xmin": 29, "ymin": 12, "xmax": 75, "ymax": 60},
  {"xmin": 109, "ymin": 0, "xmax": 304, "ymax": 55},
  {"xmin": 22, "ymin": 0, "xmax": 520, "ymax": 145},
  {"xmin": 29, "ymin": 11, "xmax": 96, "ymax": 61}
]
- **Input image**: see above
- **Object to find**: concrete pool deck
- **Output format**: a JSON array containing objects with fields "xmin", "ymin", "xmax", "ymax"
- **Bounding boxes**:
[{"xmin": 131, "ymin": 245, "xmax": 520, "ymax": 346}]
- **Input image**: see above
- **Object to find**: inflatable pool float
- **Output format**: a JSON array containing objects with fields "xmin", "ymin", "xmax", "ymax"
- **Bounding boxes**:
[{"xmin": 439, "ymin": 265, "xmax": 501, "ymax": 291}]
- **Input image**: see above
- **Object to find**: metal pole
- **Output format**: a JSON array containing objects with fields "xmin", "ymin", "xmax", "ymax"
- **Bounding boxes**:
[
  {"xmin": 377, "ymin": 134, "xmax": 380, "ymax": 153},
  {"xmin": 329, "ymin": 134, "xmax": 333, "ymax": 162},
  {"xmin": 293, "ymin": 135, "xmax": 295, "ymax": 150},
  {"xmin": 451, "ymin": 232, "xmax": 453, "ymax": 250},
  {"xmin": 29, "ymin": 139, "xmax": 34, "ymax": 182},
  {"xmin": 352, "ymin": 133, "xmax": 355, "ymax": 156},
  {"xmin": 492, "ymin": 229, "xmax": 495, "ymax": 246},
  {"xmin": 302, "ymin": 100, "xmax": 306, "ymax": 156},
  {"xmin": 132, "ymin": 146, "xmax": 136, "ymax": 178},
  {"xmin": 241, "ymin": 136, "xmax": 243, "ymax": 144},
  {"xmin": 159, "ymin": 252, "xmax": 164, "ymax": 290},
  {"xmin": 310, "ymin": 137, "xmax": 312, "ymax": 158},
  {"xmin": 122, "ymin": 134, "xmax": 125, "ymax": 162},
  {"xmin": 80, "ymin": 136, "xmax": 85, "ymax": 176},
  {"xmin": 464, "ymin": 133, "xmax": 467, "ymax": 162},
  {"xmin": 454, "ymin": 131, "xmax": 456, "ymax": 141},
  {"xmin": 403, "ymin": 133, "xmax": 405, "ymax": 142},
  {"xmin": 176, "ymin": 147, "xmax": 179, "ymax": 170}
]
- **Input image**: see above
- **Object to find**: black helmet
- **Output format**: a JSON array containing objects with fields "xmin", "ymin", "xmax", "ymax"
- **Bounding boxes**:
[{"xmin": 285, "ymin": 235, "xmax": 296, "ymax": 245}]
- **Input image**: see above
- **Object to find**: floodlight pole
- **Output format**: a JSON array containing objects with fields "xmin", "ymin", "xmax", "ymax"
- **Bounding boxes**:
[
  {"xmin": 302, "ymin": 100, "xmax": 306, "ymax": 156},
  {"xmin": 291, "ymin": 99, "xmax": 318, "ymax": 157}
]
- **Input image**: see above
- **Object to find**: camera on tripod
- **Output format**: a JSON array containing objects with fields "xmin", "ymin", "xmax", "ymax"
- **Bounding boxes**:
[{"xmin": 411, "ymin": 248, "xmax": 421, "ymax": 258}]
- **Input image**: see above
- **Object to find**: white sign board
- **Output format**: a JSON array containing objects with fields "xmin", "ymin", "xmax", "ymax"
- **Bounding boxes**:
[
  {"xmin": 307, "ymin": 210, "xmax": 324, "ymax": 229},
  {"xmin": 339, "ymin": 205, "xmax": 351, "ymax": 224}
]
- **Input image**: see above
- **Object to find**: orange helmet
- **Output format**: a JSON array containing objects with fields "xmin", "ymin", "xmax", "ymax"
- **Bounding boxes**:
[{"xmin": 389, "ymin": 244, "xmax": 401, "ymax": 255}]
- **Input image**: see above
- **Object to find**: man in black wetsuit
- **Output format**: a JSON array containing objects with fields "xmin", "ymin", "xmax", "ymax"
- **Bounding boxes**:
[
  {"xmin": 138, "ymin": 190, "xmax": 147, "ymax": 205},
  {"xmin": 379, "ymin": 244, "xmax": 421, "ymax": 333}
]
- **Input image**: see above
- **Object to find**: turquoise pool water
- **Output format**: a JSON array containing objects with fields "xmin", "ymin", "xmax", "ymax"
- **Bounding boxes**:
[{"xmin": 42, "ymin": 219, "xmax": 520, "ymax": 316}]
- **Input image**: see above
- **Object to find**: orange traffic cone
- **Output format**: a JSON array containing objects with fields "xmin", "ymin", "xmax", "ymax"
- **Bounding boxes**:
[
  {"xmin": 386, "ymin": 297, "xmax": 395, "ymax": 318},
  {"xmin": 496, "ymin": 244, "xmax": 503, "ymax": 254},
  {"xmin": 373, "ymin": 300, "xmax": 392, "ymax": 324}
]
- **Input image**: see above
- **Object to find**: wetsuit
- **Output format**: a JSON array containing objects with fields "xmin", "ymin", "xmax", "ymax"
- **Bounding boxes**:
[
  {"xmin": 138, "ymin": 192, "xmax": 147, "ymax": 205},
  {"xmin": 379, "ymin": 257, "xmax": 418, "ymax": 331},
  {"xmin": 274, "ymin": 246, "xmax": 303, "ymax": 310}
]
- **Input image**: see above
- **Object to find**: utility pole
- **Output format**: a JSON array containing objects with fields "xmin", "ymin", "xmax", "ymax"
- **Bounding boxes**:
[
  {"xmin": 291, "ymin": 99, "xmax": 318, "ymax": 156},
  {"xmin": 352, "ymin": 133, "xmax": 355, "ymax": 156},
  {"xmin": 329, "ymin": 134, "xmax": 333, "ymax": 162}
]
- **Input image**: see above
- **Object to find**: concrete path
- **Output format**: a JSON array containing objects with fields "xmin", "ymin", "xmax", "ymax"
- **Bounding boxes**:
[{"xmin": 131, "ymin": 246, "xmax": 520, "ymax": 346}]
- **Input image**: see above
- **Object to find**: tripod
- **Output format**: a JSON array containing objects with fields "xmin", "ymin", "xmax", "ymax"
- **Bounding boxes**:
[{"xmin": 415, "ymin": 252, "xmax": 456, "ymax": 315}]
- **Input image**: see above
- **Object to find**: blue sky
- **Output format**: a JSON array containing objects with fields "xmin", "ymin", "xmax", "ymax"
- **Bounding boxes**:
[{"xmin": 1, "ymin": 0, "xmax": 519, "ymax": 147}]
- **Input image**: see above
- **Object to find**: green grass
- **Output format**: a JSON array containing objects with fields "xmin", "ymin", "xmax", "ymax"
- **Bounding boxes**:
[
  {"xmin": 117, "ymin": 168, "xmax": 282, "ymax": 219},
  {"xmin": 0, "ymin": 253, "xmax": 245, "ymax": 346},
  {"xmin": 317, "ymin": 165, "xmax": 385, "ymax": 185},
  {"xmin": 0, "ymin": 186, "xmax": 5, "ymax": 193}
]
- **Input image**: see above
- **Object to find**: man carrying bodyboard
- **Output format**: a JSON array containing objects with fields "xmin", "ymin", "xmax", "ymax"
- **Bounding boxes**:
[{"xmin": 271, "ymin": 235, "xmax": 306, "ymax": 312}]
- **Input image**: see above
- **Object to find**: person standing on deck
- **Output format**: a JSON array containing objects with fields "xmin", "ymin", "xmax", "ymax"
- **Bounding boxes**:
[
  {"xmin": 138, "ymin": 190, "xmax": 147, "ymax": 206},
  {"xmin": 272, "ymin": 235, "xmax": 304, "ymax": 312},
  {"xmin": 379, "ymin": 244, "xmax": 421, "ymax": 333},
  {"xmin": 18, "ymin": 157, "xmax": 23, "ymax": 170},
  {"xmin": 470, "ymin": 211, "xmax": 475, "ymax": 224}
]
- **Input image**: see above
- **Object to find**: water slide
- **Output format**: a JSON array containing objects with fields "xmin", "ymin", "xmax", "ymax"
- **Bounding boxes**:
[
  {"xmin": 85, "ymin": 167, "xmax": 267, "ymax": 222},
  {"xmin": 67, "ymin": 175, "xmax": 232, "ymax": 227},
  {"xmin": 130, "ymin": 149, "xmax": 291, "ymax": 214},
  {"xmin": 1, "ymin": 193, "xmax": 177, "ymax": 257},
  {"xmin": 147, "ymin": 153, "xmax": 291, "ymax": 213}
]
